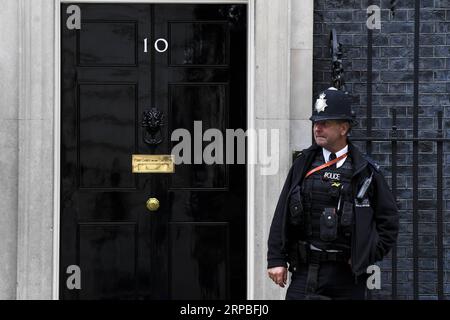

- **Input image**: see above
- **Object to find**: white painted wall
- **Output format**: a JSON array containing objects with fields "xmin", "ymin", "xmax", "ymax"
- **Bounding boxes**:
[
  {"xmin": 0, "ymin": 0, "xmax": 19, "ymax": 300},
  {"xmin": 290, "ymin": 0, "xmax": 314, "ymax": 152},
  {"xmin": 0, "ymin": 0, "xmax": 313, "ymax": 299},
  {"xmin": 16, "ymin": 0, "xmax": 56, "ymax": 299},
  {"xmin": 251, "ymin": 0, "xmax": 313, "ymax": 300}
]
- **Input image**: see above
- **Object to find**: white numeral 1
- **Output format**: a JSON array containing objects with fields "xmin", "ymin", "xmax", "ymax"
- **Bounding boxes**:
[{"xmin": 144, "ymin": 38, "xmax": 148, "ymax": 53}]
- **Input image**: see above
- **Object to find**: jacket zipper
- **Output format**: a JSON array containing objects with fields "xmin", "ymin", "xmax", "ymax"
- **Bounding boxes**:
[
  {"xmin": 350, "ymin": 162, "xmax": 368, "ymax": 276},
  {"xmin": 351, "ymin": 203, "xmax": 356, "ymax": 275}
]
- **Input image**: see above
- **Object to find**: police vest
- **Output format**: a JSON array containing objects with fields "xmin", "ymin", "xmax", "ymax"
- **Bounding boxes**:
[{"xmin": 301, "ymin": 151, "xmax": 353, "ymax": 251}]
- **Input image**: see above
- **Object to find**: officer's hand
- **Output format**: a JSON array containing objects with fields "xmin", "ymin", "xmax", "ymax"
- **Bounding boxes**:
[{"xmin": 267, "ymin": 267, "xmax": 287, "ymax": 288}]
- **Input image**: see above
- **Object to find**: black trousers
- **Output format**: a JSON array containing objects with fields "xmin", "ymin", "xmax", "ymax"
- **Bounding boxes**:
[{"xmin": 286, "ymin": 261, "xmax": 368, "ymax": 300}]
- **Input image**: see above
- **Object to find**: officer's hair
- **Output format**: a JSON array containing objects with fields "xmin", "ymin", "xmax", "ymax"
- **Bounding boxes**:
[{"xmin": 336, "ymin": 120, "xmax": 352, "ymax": 136}]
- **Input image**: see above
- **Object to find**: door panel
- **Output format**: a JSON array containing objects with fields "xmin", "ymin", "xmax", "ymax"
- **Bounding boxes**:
[
  {"xmin": 78, "ymin": 84, "xmax": 137, "ymax": 189},
  {"xmin": 61, "ymin": 3, "xmax": 246, "ymax": 300},
  {"xmin": 61, "ymin": 4, "xmax": 150, "ymax": 300},
  {"xmin": 169, "ymin": 22, "xmax": 229, "ymax": 66},
  {"xmin": 153, "ymin": 4, "xmax": 247, "ymax": 300},
  {"xmin": 79, "ymin": 223, "xmax": 137, "ymax": 299},
  {"xmin": 78, "ymin": 22, "xmax": 137, "ymax": 66},
  {"xmin": 170, "ymin": 223, "xmax": 229, "ymax": 299},
  {"xmin": 169, "ymin": 84, "xmax": 227, "ymax": 189}
]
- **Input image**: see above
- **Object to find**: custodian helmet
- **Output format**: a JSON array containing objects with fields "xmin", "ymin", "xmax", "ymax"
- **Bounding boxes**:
[{"xmin": 309, "ymin": 87, "xmax": 357, "ymax": 126}]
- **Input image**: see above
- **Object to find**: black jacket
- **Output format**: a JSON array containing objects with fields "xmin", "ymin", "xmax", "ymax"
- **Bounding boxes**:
[{"xmin": 267, "ymin": 141, "xmax": 399, "ymax": 276}]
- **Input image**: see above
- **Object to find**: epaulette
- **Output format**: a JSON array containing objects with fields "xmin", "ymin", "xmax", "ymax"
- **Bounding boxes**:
[{"xmin": 364, "ymin": 156, "xmax": 380, "ymax": 172}]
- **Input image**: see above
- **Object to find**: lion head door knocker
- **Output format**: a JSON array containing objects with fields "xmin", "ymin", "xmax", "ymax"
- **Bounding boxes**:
[{"xmin": 142, "ymin": 107, "xmax": 164, "ymax": 146}]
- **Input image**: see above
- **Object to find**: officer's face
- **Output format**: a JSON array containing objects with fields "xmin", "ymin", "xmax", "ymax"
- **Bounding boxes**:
[{"xmin": 313, "ymin": 120, "xmax": 349, "ymax": 152}]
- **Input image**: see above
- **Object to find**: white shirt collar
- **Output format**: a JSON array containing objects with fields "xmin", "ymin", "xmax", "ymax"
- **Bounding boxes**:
[{"xmin": 322, "ymin": 145, "xmax": 348, "ymax": 168}]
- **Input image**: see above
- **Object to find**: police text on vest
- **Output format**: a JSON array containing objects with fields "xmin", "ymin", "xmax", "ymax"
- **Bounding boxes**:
[{"xmin": 323, "ymin": 172, "xmax": 341, "ymax": 180}]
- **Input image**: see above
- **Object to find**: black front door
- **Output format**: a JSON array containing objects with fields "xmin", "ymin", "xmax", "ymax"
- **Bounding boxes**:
[{"xmin": 60, "ymin": 3, "xmax": 247, "ymax": 299}]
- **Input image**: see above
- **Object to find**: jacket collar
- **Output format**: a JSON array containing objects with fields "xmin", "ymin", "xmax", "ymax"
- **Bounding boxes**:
[
  {"xmin": 347, "ymin": 140, "xmax": 369, "ymax": 177},
  {"xmin": 302, "ymin": 140, "xmax": 368, "ymax": 177}
]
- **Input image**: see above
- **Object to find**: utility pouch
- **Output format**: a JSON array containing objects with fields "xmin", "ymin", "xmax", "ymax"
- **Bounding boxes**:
[
  {"xmin": 287, "ymin": 240, "xmax": 309, "ymax": 272},
  {"xmin": 289, "ymin": 185, "xmax": 304, "ymax": 226},
  {"xmin": 340, "ymin": 201, "xmax": 353, "ymax": 227},
  {"xmin": 320, "ymin": 208, "xmax": 337, "ymax": 241}
]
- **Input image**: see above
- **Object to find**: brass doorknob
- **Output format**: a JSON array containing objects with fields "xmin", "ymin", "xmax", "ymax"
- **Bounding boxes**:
[{"xmin": 146, "ymin": 198, "xmax": 160, "ymax": 212}]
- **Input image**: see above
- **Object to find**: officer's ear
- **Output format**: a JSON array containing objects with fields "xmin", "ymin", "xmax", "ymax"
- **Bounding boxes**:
[{"xmin": 340, "ymin": 121, "xmax": 351, "ymax": 136}]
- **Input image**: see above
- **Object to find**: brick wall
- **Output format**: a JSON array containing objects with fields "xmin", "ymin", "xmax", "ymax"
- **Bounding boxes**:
[{"xmin": 313, "ymin": 0, "xmax": 450, "ymax": 299}]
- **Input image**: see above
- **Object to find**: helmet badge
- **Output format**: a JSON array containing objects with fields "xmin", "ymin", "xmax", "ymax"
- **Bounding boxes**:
[{"xmin": 315, "ymin": 93, "xmax": 328, "ymax": 113}]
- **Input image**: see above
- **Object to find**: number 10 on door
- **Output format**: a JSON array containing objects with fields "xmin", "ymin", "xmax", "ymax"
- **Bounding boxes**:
[{"xmin": 144, "ymin": 38, "xmax": 169, "ymax": 53}]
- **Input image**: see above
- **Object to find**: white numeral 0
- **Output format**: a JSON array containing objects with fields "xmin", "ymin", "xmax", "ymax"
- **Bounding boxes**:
[{"xmin": 154, "ymin": 38, "xmax": 168, "ymax": 53}]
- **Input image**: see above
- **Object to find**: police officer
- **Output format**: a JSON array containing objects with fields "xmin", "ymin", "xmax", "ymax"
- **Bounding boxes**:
[{"xmin": 267, "ymin": 87, "xmax": 399, "ymax": 300}]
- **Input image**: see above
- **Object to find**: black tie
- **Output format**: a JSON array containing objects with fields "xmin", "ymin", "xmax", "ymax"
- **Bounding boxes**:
[{"xmin": 329, "ymin": 153, "xmax": 337, "ymax": 168}]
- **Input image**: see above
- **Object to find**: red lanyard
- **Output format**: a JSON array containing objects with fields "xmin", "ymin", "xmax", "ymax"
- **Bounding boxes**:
[{"xmin": 305, "ymin": 153, "xmax": 348, "ymax": 179}]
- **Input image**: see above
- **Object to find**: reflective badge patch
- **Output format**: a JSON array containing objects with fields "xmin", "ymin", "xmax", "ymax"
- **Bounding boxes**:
[
  {"xmin": 323, "ymin": 171, "xmax": 341, "ymax": 181},
  {"xmin": 355, "ymin": 198, "xmax": 370, "ymax": 207},
  {"xmin": 331, "ymin": 181, "xmax": 341, "ymax": 188}
]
